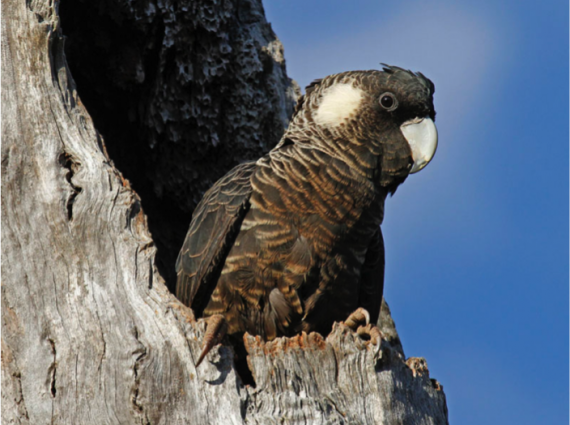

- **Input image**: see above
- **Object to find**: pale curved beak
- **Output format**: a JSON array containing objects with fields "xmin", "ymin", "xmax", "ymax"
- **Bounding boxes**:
[{"xmin": 400, "ymin": 117, "xmax": 438, "ymax": 174}]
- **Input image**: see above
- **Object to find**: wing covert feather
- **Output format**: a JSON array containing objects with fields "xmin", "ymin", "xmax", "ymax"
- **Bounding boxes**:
[{"xmin": 175, "ymin": 161, "xmax": 256, "ymax": 314}]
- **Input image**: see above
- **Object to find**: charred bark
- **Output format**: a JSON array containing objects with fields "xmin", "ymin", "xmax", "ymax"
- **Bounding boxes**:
[{"xmin": 1, "ymin": 0, "xmax": 448, "ymax": 423}]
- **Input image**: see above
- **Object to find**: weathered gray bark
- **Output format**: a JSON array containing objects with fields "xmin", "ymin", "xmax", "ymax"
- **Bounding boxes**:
[{"xmin": 1, "ymin": 0, "xmax": 448, "ymax": 424}]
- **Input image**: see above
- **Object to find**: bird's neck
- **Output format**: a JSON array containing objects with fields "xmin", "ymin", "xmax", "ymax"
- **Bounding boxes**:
[
  {"xmin": 266, "ymin": 143, "xmax": 388, "ymax": 229},
  {"xmin": 280, "ymin": 128, "xmax": 381, "ymax": 172}
]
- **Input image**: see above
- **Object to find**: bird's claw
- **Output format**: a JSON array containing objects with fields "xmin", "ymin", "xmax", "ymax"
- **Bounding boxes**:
[
  {"xmin": 196, "ymin": 314, "xmax": 228, "ymax": 367},
  {"xmin": 343, "ymin": 307, "xmax": 370, "ymax": 331},
  {"xmin": 356, "ymin": 323, "xmax": 382, "ymax": 346},
  {"xmin": 344, "ymin": 308, "xmax": 382, "ymax": 346}
]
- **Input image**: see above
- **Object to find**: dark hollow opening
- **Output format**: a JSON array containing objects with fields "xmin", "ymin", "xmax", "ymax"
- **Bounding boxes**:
[
  {"xmin": 59, "ymin": 1, "xmax": 289, "ymax": 294},
  {"xmin": 60, "ymin": 1, "xmax": 188, "ymax": 290}
]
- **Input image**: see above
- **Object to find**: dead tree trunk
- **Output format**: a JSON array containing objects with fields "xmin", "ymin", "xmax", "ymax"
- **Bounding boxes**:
[{"xmin": 1, "ymin": 0, "xmax": 449, "ymax": 423}]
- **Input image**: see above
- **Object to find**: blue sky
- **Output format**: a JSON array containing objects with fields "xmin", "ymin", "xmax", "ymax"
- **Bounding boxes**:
[{"xmin": 264, "ymin": 1, "xmax": 568, "ymax": 423}]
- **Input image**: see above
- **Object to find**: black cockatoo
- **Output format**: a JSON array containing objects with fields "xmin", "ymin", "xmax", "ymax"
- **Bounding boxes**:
[{"xmin": 176, "ymin": 66, "xmax": 437, "ymax": 366}]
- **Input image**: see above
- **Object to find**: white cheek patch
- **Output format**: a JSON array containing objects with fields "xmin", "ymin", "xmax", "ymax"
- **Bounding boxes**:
[{"xmin": 314, "ymin": 83, "xmax": 364, "ymax": 127}]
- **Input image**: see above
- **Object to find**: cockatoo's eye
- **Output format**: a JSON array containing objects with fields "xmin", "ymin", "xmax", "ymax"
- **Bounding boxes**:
[{"xmin": 379, "ymin": 92, "xmax": 398, "ymax": 111}]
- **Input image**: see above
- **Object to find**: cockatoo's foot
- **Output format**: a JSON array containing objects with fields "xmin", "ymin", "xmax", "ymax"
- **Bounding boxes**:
[
  {"xmin": 343, "ymin": 307, "xmax": 371, "ymax": 330},
  {"xmin": 356, "ymin": 323, "xmax": 382, "ymax": 345},
  {"xmin": 196, "ymin": 314, "xmax": 228, "ymax": 367},
  {"xmin": 344, "ymin": 307, "xmax": 382, "ymax": 345}
]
